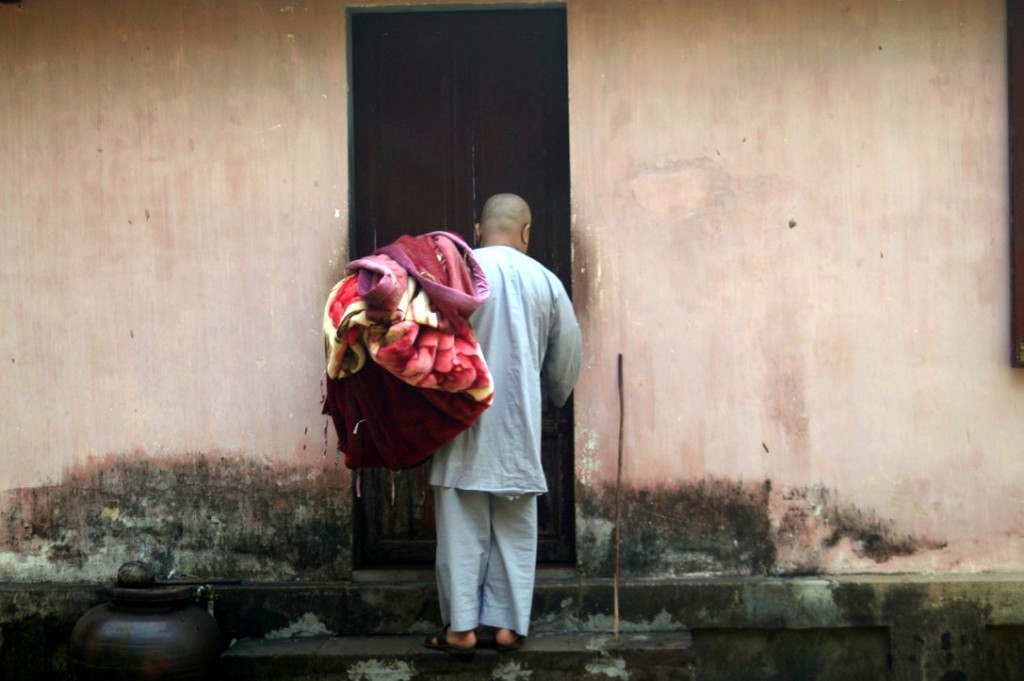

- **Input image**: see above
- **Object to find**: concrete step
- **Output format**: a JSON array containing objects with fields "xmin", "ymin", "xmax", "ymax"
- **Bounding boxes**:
[{"xmin": 219, "ymin": 630, "xmax": 695, "ymax": 681}]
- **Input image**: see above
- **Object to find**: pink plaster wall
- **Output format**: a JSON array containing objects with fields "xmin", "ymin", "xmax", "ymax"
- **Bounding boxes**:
[
  {"xmin": 1, "ymin": 0, "xmax": 1021, "ymax": 578},
  {"xmin": 0, "ymin": 1, "xmax": 348, "ymax": 491},
  {"xmin": 568, "ymin": 0, "xmax": 1024, "ymax": 572}
]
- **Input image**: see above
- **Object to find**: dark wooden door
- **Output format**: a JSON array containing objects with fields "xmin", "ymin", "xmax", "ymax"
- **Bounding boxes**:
[{"xmin": 350, "ymin": 8, "xmax": 574, "ymax": 566}]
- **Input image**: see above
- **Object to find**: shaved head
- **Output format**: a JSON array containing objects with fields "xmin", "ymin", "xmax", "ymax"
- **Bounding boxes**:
[{"xmin": 476, "ymin": 193, "xmax": 532, "ymax": 252}]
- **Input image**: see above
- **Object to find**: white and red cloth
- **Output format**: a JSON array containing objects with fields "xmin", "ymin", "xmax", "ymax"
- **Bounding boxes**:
[{"xmin": 322, "ymin": 231, "xmax": 493, "ymax": 470}]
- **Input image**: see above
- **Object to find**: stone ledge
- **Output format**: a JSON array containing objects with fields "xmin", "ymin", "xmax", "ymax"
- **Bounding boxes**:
[
  {"xmin": 218, "ymin": 631, "xmax": 695, "ymax": 681},
  {"xmin": 5, "ymin": 576, "xmax": 1024, "ymax": 681},
  {"xmin": 8, "ymin": 573, "xmax": 1024, "ymax": 635}
]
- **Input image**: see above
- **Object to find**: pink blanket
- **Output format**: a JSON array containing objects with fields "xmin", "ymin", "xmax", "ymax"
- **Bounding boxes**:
[{"xmin": 322, "ymin": 232, "xmax": 492, "ymax": 470}]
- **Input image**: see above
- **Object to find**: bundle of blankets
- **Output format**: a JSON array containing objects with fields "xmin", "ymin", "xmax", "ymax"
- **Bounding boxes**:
[{"xmin": 322, "ymin": 231, "xmax": 492, "ymax": 470}]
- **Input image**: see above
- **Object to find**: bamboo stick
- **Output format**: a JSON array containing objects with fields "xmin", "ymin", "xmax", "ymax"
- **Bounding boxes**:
[{"xmin": 614, "ymin": 353, "xmax": 624, "ymax": 639}]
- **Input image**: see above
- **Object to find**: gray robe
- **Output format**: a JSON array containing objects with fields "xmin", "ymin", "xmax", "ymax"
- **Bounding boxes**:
[{"xmin": 429, "ymin": 245, "xmax": 582, "ymax": 495}]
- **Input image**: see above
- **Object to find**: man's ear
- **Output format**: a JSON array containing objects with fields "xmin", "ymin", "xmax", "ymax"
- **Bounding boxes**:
[
  {"xmin": 474, "ymin": 223, "xmax": 482, "ymax": 246},
  {"xmin": 521, "ymin": 222, "xmax": 531, "ymax": 247}
]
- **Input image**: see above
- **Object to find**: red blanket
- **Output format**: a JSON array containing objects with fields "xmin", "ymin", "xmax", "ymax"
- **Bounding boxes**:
[{"xmin": 322, "ymin": 232, "xmax": 492, "ymax": 470}]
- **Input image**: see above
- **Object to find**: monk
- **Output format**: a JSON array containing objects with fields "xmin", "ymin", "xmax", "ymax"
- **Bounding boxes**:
[{"xmin": 425, "ymin": 193, "xmax": 582, "ymax": 654}]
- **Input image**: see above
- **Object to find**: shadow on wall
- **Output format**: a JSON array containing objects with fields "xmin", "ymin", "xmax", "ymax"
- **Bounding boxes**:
[{"xmin": 0, "ymin": 452, "xmax": 353, "ymax": 582}]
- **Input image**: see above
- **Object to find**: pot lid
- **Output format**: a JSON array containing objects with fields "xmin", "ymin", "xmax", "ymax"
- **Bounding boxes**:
[{"xmin": 102, "ymin": 561, "xmax": 192, "ymax": 604}]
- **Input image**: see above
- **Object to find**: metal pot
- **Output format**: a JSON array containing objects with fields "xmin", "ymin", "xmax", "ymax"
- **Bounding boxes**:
[{"xmin": 69, "ymin": 562, "xmax": 221, "ymax": 680}]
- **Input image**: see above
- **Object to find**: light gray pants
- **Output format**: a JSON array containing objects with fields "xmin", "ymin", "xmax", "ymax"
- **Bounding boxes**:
[{"xmin": 433, "ymin": 486, "xmax": 538, "ymax": 636}]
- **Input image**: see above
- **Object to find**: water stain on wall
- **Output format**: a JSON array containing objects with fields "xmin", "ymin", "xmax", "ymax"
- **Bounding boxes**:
[
  {"xmin": 773, "ymin": 485, "xmax": 946, "ymax": 574},
  {"xmin": 577, "ymin": 478, "xmax": 946, "ymax": 577},
  {"xmin": 0, "ymin": 453, "xmax": 943, "ymax": 581},
  {"xmin": 577, "ymin": 478, "xmax": 776, "ymax": 576},
  {"xmin": 0, "ymin": 451, "xmax": 352, "ymax": 582}
]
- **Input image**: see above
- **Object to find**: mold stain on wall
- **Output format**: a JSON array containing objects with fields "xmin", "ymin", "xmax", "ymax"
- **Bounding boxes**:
[
  {"xmin": 577, "ymin": 478, "xmax": 946, "ymax": 577},
  {"xmin": 773, "ymin": 484, "xmax": 946, "ymax": 573},
  {"xmin": 577, "ymin": 478, "xmax": 777, "ymax": 576},
  {"xmin": 0, "ymin": 454, "xmax": 945, "ymax": 581},
  {"xmin": 0, "ymin": 451, "xmax": 352, "ymax": 582}
]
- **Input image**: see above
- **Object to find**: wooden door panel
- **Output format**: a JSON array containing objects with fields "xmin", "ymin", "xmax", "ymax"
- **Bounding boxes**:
[
  {"xmin": 472, "ymin": 18, "xmax": 572, "ymax": 282},
  {"xmin": 351, "ymin": 8, "xmax": 573, "ymax": 566},
  {"xmin": 353, "ymin": 23, "xmax": 459, "ymax": 252}
]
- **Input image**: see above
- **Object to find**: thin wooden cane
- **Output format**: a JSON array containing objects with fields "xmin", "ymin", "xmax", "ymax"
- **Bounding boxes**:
[{"xmin": 614, "ymin": 353, "xmax": 624, "ymax": 639}]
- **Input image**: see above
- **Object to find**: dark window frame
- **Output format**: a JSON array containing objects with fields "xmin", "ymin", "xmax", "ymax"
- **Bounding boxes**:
[{"xmin": 1010, "ymin": 1, "xmax": 1024, "ymax": 366}]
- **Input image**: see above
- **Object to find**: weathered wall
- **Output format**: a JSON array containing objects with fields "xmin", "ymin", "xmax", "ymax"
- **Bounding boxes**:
[
  {"xmin": 0, "ymin": 0, "xmax": 1021, "ymax": 583},
  {"xmin": 0, "ymin": 0, "xmax": 351, "ymax": 580},
  {"xmin": 569, "ymin": 0, "xmax": 1023, "ymax": 575},
  {"xmin": 1, "ymin": 0, "xmax": 349, "ymax": 485}
]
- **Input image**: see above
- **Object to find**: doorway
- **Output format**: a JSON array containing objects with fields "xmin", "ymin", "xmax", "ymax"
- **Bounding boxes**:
[{"xmin": 349, "ymin": 7, "xmax": 574, "ymax": 565}]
